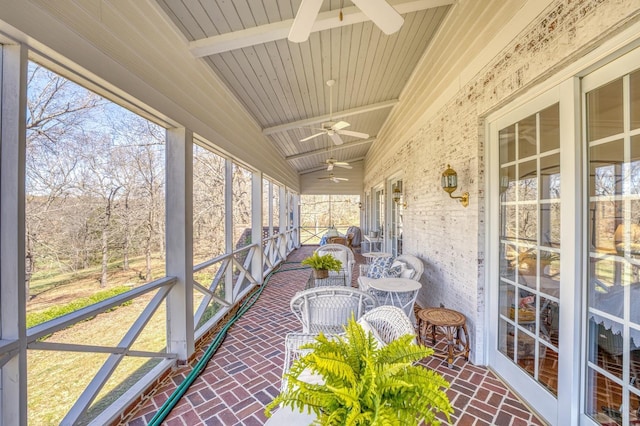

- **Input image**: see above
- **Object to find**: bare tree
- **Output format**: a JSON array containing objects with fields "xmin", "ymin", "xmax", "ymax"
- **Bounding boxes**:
[{"xmin": 25, "ymin": 64, "xmax": 102, "ymax": 292}]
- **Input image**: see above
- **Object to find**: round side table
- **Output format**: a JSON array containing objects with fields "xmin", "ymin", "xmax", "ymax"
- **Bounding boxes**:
[{"xmin": 417, "ymin": 307, "xmax": 470, "ymax": 368}]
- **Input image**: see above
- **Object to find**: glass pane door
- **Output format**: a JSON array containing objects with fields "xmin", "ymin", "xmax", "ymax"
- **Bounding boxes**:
[
  {"xmin": 390, "ymin": 179, "xmax": 404, "ymax": 256},
  {"xmin": 584, "ymin": 68, "xmax": 640, "ymax": 426},
  {"xmin": 497, "ymin": 103, "xmax": 561, "ymax": 395}
]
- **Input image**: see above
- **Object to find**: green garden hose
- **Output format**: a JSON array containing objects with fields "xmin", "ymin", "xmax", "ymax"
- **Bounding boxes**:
[{"xmin": 148, "ymin": 263, "xmax": 309, "ymax": 426}]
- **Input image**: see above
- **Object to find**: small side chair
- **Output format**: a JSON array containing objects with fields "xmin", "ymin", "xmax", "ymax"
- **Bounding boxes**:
[{"xmin": 290, "ymin": 286, "xmax": 377, "ymax": 334}]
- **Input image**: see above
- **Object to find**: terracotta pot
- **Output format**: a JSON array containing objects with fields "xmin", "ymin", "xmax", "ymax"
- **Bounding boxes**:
[{"xmin": 314, "ymin": 269, "xmax": 329, "ymax": 279}]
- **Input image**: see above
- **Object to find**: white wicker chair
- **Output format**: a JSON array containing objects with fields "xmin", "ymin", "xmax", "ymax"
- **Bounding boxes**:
[
  {"xmin": 358, "ymin": 305, "xmax": 416, "ymax": 344},
  {"xmin": 290, "ymin": 286, "xmax": 378, "ymax": 334},
  {"xmin": 280, "ymin": 306, "xmax": 415, "ymax": 390},
  {"xmin": 358, "ymin": 254, "xmax": 424, "ymax": 292},
  {"xmin": 315, "ymin": 244, "xmax": 355, "ymax": 286}
]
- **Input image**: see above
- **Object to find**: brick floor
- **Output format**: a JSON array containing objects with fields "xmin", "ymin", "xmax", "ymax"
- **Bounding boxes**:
[{"xmin": 122, "ymin": 246, "xmax": 545, "ymax": 425}]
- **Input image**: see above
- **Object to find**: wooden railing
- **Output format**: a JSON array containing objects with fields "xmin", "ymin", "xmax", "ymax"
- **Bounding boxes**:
[
  {"xmin": 1, "ymin": 227, "xmax": 299, "ymax": 425},
  {"xmin": 299, "ymin": 225, "xmax": 351, "ymax": 245}
]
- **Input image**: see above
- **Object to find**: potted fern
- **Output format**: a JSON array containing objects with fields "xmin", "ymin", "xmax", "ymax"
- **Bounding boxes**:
[
  {"xmin": 301, "ymin": 252, "xmax": 342, "ymax": 279},
  {"xmin": 265, "ymin": 318, "xmax": 453, "ymax": 425}
]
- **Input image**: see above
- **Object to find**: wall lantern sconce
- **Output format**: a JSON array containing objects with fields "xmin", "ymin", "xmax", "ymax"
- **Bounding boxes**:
[
  {"xmin": 392, "ymin": 182, "xmax": 407, "ymax": 208},
  {"xmin": 441, "ymin": 164, "xmax": 469, "ymax": 207}
]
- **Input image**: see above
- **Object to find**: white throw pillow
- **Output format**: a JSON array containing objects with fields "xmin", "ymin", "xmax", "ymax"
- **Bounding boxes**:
[
  {"xmin": 390, "ymin": 260, "xmax": 407, "ymax": 272},
  {"xmin": 357, "ymin": 318, "xmax": 386, "ymax": 348},
  {"xmin": 400, "ymin": 268, "xmax": 415, "ymax": 279}
]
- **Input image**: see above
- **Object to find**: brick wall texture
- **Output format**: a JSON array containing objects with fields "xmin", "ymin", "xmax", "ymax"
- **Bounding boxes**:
[{"xmin": 363, "ymin": 0, "xmax": 640, "ymax": 363}]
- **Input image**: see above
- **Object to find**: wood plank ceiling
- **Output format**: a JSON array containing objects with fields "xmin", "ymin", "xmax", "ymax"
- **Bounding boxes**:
[{"xmin": 155, "ymin": 0, "xmax": 452, "ymax": 177}]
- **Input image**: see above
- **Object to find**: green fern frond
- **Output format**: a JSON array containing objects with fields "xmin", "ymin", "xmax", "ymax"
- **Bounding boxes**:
[{"xmin": 265, "ymin": 317, "xmax": 453, "ymax": 425}]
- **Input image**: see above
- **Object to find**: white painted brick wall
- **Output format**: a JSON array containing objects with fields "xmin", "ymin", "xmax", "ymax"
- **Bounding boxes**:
[{"xmin": 363, "ymin": 0, "xmax": 640, "ymax": 364}]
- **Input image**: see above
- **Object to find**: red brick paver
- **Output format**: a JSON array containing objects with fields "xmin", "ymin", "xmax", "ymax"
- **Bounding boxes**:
[{"xmin": 123, "ymin": 246, "xmax": 545, "ymax": 425}]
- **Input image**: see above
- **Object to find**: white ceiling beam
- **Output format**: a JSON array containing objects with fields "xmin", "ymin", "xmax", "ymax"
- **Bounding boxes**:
[
  {"xmin": 189, "ymin": 0, "xmax": 455, "ymax": 57},
  {"xmin": 299, "ymin": 157, "xmax": 366, "ymax": 175},
  {"xmin": 263, "ymin": 100, "xmax": 397, "ymax": 135},
  {"xmin": 286, "ymin": 138, "xmax": 376, "ymax": 161}
]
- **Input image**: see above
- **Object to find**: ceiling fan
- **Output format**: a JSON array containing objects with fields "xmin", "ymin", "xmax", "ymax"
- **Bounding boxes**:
[
  {"xmin": 299, "ymin": 80, "xmax": 369, "ymax": 145},
  {"xmin": 289, "ymin": 0, "xmax": 404, "ymax": 43},
  {"xmin": 324, "ymin": 157, "xmax": 352, "ymax": 171},
  {"xmin": 318, "ymin": 173, "xmax": 349, "ymax": 183}
]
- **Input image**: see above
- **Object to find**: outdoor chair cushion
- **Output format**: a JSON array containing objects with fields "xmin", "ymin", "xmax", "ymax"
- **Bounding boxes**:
[
  {"xmin": 366, "ymin": 256, "xmax": 394, "ymax": 279},
  {"xmin": 389, "ymin": 260, "xmax": 415, "ymax": 279},
  {"xmin": 357, "ymin": 317, "xmax": 385, "ymax": 349},
  {"xmin": 381, "ymin": 263, "xmax": 403, "ymax": 278}
]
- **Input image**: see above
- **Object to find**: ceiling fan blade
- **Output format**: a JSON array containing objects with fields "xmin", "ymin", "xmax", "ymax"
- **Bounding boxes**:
[
  {"xmin": 335, "ymin": 163, "xmax": 352, "ymax": 169},
  {"xmin": 351, "ymin": 0, "xmax": 404, "ymax": 35},
  {"xmin": 288, "ymin": 0, "xmax": 323, "ymax": 43},
  {"xmin": 336, "ymin": 129, "xmax": 369, "ymax": 139},
  {"xmin": 327, "ymin": 162, "xmax": 334, "ymax": 171},
  {"xmin": 328, "ymin": 132, "xmax": 344, "ymax": 145},
  {"xmin": 332, "ymin": 121, "xmax": 350, "ymax": 131},
  {"xmin": 300, "ymin": 131, "xmax": 325, "ymax": 142}
]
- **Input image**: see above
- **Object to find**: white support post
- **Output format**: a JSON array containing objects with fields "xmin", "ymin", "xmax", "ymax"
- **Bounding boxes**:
[
  {"xmin": 279, "ymin": 186, "xmax": 287, "ymax": 232},
  {"xmin": 292, "ymin": 193, "xmax": 301, "ymax": 248},
  {"xmin": 165, "ymin": 128, "xmax": 194, "ymax": 361},
  {"xmin": 268, "ymin": 181, "xmax": 273, "ymax": 237},
  {"xmin": 224, "ymin": 159, "xmax": 233, "ymax": 301},
  {"xmin": 278, "ymin": 186, "xmax": 287, "ymax": 257},
  {"xmin": 251, "ymin": 171, "xmax": 263, "ymax": 284},
  {"xmin": 1, "ymin": 43, "xmax": 27, "ymax": 426}
]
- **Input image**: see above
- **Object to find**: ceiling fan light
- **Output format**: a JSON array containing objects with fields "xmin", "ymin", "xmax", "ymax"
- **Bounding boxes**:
[{"xmin": 333, "ymin": 121, "xmax": 350, "ymax": 130}]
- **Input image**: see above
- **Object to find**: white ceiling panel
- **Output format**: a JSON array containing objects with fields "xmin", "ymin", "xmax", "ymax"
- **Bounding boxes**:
[{"xmin": 155, "ymin": 0, "xmax": 452, "ymax": 175}]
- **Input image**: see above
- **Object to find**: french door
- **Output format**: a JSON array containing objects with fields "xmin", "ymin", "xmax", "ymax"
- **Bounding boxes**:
[
  {"xmin": 489, "ymin": 86, "xmax": 568, "ymax": 423},
  {"xmin": 389, "ymin": 177, "xmax": 403, "ymax": 257},
  {"xmin": 582, "ymin": 48, "xmax": 640, "ymax": 426},
  {"xmin": 489, "ymin": 47, "xmax": 640, "ymax": 426}
]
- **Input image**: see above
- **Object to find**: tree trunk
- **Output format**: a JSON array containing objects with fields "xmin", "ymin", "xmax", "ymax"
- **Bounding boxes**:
[
  {"xmin": 123, "ymin": 194, "xmax": 130, "ymax": 271},
  {"xmin": 145, "ymin": 210, "xmax": 153, "ymax": 281},
  {"xmin": 145, "ymin": 224, "xmax": 152, "ymax": 281},
  {"xmin": 25, "ymin": 224, "xmax": 35, "ymax": 301},
  {"xmin": 100, "ymin": 187, "xmax": 120, "ymax": 287},
  {"xmin": 101, "ymin": 226, "xmax": 108, "ymax": 288}
]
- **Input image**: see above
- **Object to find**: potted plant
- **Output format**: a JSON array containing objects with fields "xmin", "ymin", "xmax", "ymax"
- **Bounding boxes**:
[
  {"xmin": 265, "ymin": 318, "xmax": 453, "ymax": 425},
  {"xmin": 301, "ymin": 252, "xmax": 342, "ymax": 279}
]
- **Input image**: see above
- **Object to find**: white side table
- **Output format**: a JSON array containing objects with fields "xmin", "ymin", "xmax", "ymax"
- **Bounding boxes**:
[
  {"xmin": 363, "ymin": 235, "xmax": 383, "ymax": 252},
  {"xmin": 367, "ymin": 278, "xmax": 422, "ymax": 323}
]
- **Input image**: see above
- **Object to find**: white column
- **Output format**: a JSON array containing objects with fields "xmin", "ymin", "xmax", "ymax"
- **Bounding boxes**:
[
  {"xmin": 293, "ymin": 193, "xmax": 301, "ymax": 248},
  {"xmin": 251, "ymin": 171, "xmax": 263, "ymax": 284},
  {"xmin": 1, "ymin": 43, "xmax": 27, "ymax": 426},
  {"xmin": 224, "ymin": 159, "xmax": 233, "ymax": 300},
  {"xmin": 268, "ymin": 181, "xmax": 273, "ymax": 237},
  {"xmin": 278, "ymin": 186, "xmax": 287, "ymax": 258},
  {"xmin": 165, "ymin": 128, "xmax": 194, "ymax": 360}
]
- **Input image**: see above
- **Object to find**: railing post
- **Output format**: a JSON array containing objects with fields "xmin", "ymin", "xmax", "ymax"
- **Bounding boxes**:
[
  {"xmin": 292, "ymin": 193, "xmax": 300, "ymax": 248},
  {"xmin": 278, "ymin": 185, "xmax": 287, "ymax": 259},
  {"xmin": 165, "ymin": 128, "xmax": 194, "ymax": 361},
  {"xmin": 1, "ymin": 42, "xmax": 27, "ymax": 426},
  {"xmin": 251, "ymin": 171, "xmax": 263, "ymax": 284},
  {"xmin": 224, "ymin": 159, "xmax": 234, "ymax": 302}
]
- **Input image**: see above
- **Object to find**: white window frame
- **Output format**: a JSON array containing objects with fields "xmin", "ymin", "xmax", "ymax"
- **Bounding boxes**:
[{"xmin": 486, "ymin": 79, "xmax": 581, "ymax": 425}]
